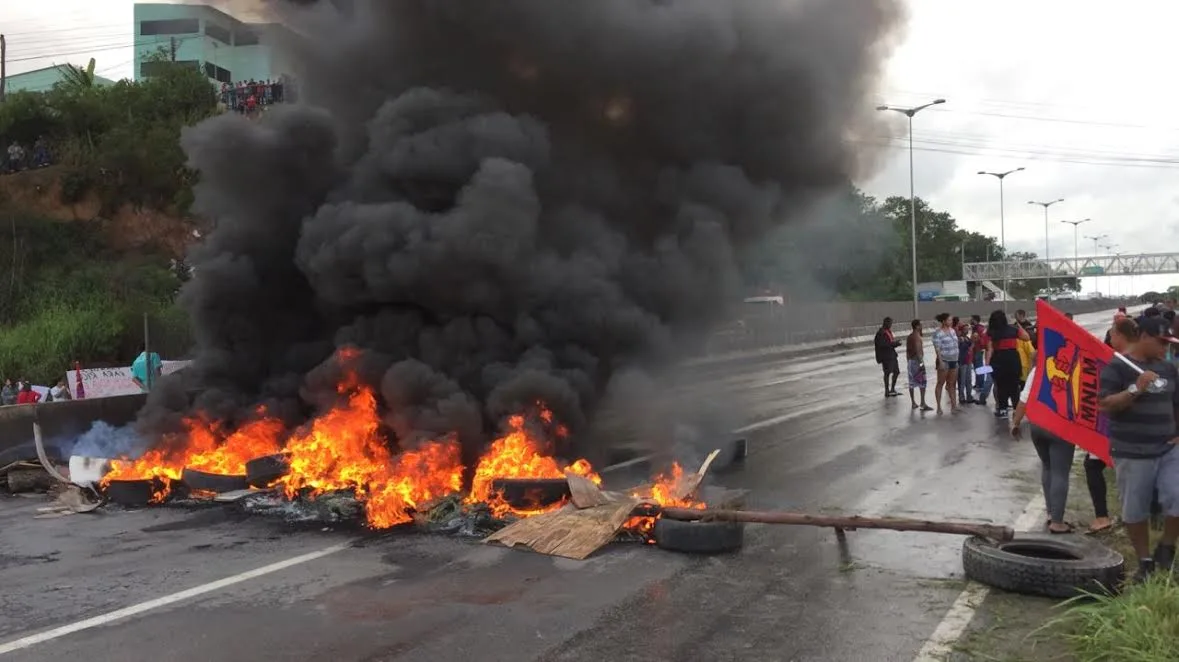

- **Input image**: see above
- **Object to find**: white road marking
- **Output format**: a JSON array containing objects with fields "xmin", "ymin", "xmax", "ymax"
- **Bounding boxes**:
[
  {"xmin": 732, "ymin": 399, "xmax": 849, "ymax": 434},
  {"xmin": 0, "ymin": 542, "xmax": 352, "ymax": 656},
  {"xmin": 911, "ymin": 497, "xmax": 1045, "ymax": 662}
]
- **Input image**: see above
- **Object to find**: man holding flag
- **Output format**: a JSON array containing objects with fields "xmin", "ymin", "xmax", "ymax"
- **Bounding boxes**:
[{"xmin": 1098, "ymin": 316, "xmax": 1179, "ymax": 581}]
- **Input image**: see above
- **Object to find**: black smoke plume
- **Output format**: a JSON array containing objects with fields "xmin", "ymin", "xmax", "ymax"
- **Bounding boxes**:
[{"xmin": 141, "ymin": 0, "xmax": 905, "ymax": 465}]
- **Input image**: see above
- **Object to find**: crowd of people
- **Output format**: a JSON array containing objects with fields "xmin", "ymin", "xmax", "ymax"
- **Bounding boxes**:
[
  {"xmin": 874, "ymin": 307, "xmax": 1041, "ymax": 417},
  {"xmin": 0, "ymin": 377, "xmax": 72, "ymax": 405},
  {"xmin": 875, "ymin": 299, "xmax": 1179, "ymax": 583},
  {"xmin": 218, "ymin": 79, "xmax": 289, "ymax": 118},
  {"xmin": 2, "ymin": 137, "xmax": 53, "ymax": 174}
]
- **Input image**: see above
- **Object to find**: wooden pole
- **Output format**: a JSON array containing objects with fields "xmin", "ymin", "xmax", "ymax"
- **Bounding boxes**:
[
  {"xmin": 1, "ymin": 34, "xmax": 7, "ymax": 103},
  {"xmin": 659, "ymin": 507, "xmax": 1015, "ymax": 542}
]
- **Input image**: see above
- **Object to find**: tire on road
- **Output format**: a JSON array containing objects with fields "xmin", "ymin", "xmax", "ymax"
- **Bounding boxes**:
[
  {"xmin": 104, "ymin": 478, "xmax": 159, "ymax": 507},
  {"xmin": 181, "ymin": 468, "xmax": 249, "ymax": 494},
  {"xmin": 245, "ymin": 454, "xmax": 289, "ymax": 487},
  {"xmin": 652, "ymin": 517, "xmax": 745, "ymax": 554},
  {"xmin": 962, "ymin": 533, "xmax": 1124, "ymax": 598},
  {"xmin": 489, "ymin": 477, "xmax": 571, "ymax": 510}
]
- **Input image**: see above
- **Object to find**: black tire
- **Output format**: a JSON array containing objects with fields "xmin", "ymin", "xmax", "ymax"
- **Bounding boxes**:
[
  {"xmin": 245, "ymin": 454, "xmax": 289, "ymax": 487},
  {"xmin": 712, "ymin": 437, "xmax": 748, "ymax": 473},
  {"xmin": 653, "ymin": 517, "xmax": 745, "ymax": 554},
  {"xmin": 489, "ymin": 477, "xmax": 571, "ymax": 510},
  {"xmin": 181, "ymin": 468, "xmax": 249, "ymax": 493},
  {"xmin": 104, "ymin": 479, "xmax": 159, "ymax": 507},
  {"xmin": 962, "ymin": 533, "xmax": 1124, "ymax": 598}
]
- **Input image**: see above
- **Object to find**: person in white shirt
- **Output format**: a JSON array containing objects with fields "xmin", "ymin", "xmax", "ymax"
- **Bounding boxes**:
[
  {"xmin": 931, "ymin": 312, "xmax": 961, "ymax": 415},
  {"xmin": 1010, "ymin": 361, "xmax": 1075, "ymax": 534}
]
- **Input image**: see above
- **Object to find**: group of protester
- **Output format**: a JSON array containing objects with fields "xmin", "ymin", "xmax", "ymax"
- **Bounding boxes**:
[
  {"xmin": 873, "ymin": 308, "xmax": 1040, "ymax": 417},
  {"xmin": 218, "ymin": 79, "xmax": 289, "ymax": 118},
  {"xmin": 2, "ymin": 137, "xmax": 53, "ymax": 174},
  {"xmin": 0, "ymin": 377, "xmax": 71, "ymax": 405},
  {"xmin": 876, "ymin": 299, "xmax": 1179, "ymax": 583}
]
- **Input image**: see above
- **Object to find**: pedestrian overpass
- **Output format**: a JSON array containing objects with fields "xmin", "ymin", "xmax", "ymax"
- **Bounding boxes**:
[{"xmin": 963, "ymin": 252, "xmax": 1179, "ymax": 281}]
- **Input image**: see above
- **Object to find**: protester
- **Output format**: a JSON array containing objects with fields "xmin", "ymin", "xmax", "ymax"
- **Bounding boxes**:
[
  {"xmin": 15, "ymin": 382, "xmax": 41, "ymax": 405},
  {"xmin": 957, "ymin": 322, "xmax": 975, "ymax": 404},
  {"xmin": 1105, "ymin": 310, "xmax": 1128, "ymax": 346},
  {"xmin": 131, "ymin": 343, "xmax": 163, "ymax": 392},
  {"xmin": 986, "ymin": 310, "xmax": 1029, "ymax": 418},
  {"xmin": 0, "ymin": 378, "xmax": 16, "ymax": 406},
  {"xmin": 931, "ymin": 312, "xmax": 960, "ymax": 415},
  {"xmin": 1098, "ymin": 316, "xmax": 1179, "ymax": 580},
  {"xmin": 874, "ymin": 317, "xmax": 902, "ymax": 398},
  {"xmin": 1017, "ymin": 332, "xmax": 1035, "ymax": 393},
  {"xmin": 1085, "ymin": 317, "xmax": 1141, "ymax": 534},
  {"xmin": 50, "ymin": 379, "xmax": 72, "ymax": 402},
  {"xmin": 971, "ymin": 314, "xmax": 991, "ymax": 406},
  {"xmin": 1011, "ymin": 353, "xmax": 1075, "ymax": 533},
  {"xmin": 906, "ymin": 319, "xmax": 932, "ymax": 412},
  {"xmin": 1015, "ymin": 308, "xmax": 1036, "ymax": 348}
]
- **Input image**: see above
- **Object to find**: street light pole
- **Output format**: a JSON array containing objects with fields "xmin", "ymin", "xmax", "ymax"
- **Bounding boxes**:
[
  {"xmin": 877, "ymin": 98, "xmax": 946, "ymax": 319},
  {"xmin": 1102, "ymin": 243, "xmax": 1118, "ymax": 298},
  {"xmin": 1060, "ymin": 218, "xmax": 1090, "ymax": 295},
  {"xmin": 1085, "ymin": 233, "xmax": 1109, "ymax": 298},
  {"xmin": 1028, "ymin": 198, "xmax": 1063, "ymax": 291},
  {"xmin": 978, "ymin": 168, "xmax": 1025, "ymax": 313}
]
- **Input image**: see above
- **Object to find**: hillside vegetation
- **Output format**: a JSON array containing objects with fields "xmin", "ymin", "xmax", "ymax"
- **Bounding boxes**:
[{"xmin": 0, "ymin": 60, "xmax": 214, "ymax": 382}]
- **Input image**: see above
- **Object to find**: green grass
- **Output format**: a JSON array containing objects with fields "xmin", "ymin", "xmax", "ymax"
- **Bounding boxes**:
[{"xmin": 1049, "ymin": 574, "xmax": 1179, "ymax": 662}]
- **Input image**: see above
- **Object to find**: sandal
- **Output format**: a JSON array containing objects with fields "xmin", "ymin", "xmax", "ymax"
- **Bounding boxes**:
[
  {"xmin": 1048, "ymin": 522, "xmax": 1075, "ymax": 534},
  {"xmin": 1085, "ymin": 518, "xmax": 1117, "ymax": 535}
]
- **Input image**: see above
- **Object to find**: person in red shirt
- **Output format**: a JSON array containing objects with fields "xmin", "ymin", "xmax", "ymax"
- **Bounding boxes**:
[
  {"xmin": 16, "ymin": 382, "xmax": 41, "ymax": 405},
  {"xmin": 970, "ymin": 314, "xmax": 991, "ymax": 406},
  {"xmin": 246, "ymin": 94, "xmax": 258, "ymax": 117}
]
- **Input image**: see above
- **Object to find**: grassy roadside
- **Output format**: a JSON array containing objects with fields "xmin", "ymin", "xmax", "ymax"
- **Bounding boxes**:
[{"xmin": 947, "ymin": 459, "xmax": 1178, "ymax": 662}]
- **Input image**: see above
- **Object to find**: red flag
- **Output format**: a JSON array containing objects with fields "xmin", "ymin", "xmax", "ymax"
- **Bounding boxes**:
[
  {"xmin": 1026, "ymin": 300, "xmax": 1113, "ymax": 465},
  {"xmin": 74, "ymin": 360, "xmax": 85, "ymax": 400}
]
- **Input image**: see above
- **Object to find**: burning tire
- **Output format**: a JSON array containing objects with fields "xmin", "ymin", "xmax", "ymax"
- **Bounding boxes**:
[
  {"xmin": 652, "ymin": 517, "xmax": 744, "ymax": 554},
  {"xmin": 181, "ymin": 468, "xmax": 249, "ymax": 494},
  {"xmin": 245, "ymin": 454, "xmax": 289, "ymax": 487},
  {"xmin": 962, "ymin": 533, "xmax": 1124, "ymax": 598},
  {"xmin": 490, "ymin": 477, "xmax": 571, "ymax": 510},
  {"xmin": 104, "ymin": 479, "xmax": 160, "ymax": 507}
]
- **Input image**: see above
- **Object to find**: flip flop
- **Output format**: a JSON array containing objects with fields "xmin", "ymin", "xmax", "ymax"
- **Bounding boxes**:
[
  {"xmin": 1085, "ymin": 519, "xmax": 1118, "ymax": 535},
  {"xmin": 1048, "ymin": 523, "xmax": 1075, "ymax": 534}
]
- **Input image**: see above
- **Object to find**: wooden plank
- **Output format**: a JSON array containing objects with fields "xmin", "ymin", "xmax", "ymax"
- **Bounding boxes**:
[
  {"xmin": 565, "ymin": 472, "xmax": 610, "ymax": 509},
  {"xmin": 483, "ymin": 498, "xmax": 640, "ymax": 559},
  {"xmin": 674, "ymin": 448, "xmax": 721, "ymax": 501}
]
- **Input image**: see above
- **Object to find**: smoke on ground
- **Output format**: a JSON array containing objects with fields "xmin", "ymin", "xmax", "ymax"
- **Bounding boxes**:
[{"xmin": 139, "ymin": 0, "xmax": 906, "ymax": 463}]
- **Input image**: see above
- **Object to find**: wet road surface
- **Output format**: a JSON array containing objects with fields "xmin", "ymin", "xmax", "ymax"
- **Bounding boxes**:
[{"xmin": 0, "ymin": 310, "xmax": 1117, "ymax": 661}]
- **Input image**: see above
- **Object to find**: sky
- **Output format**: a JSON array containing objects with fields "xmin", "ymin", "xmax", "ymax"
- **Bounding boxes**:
[{"xmin": 4, "ymin": 0, "xmax": 1178, "ymax": 297}]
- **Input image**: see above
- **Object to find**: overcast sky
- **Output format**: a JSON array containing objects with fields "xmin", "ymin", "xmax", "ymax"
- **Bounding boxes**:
[{"xmin": 6, "ymin": 0, "xmax": 1177, "ymax": 296}]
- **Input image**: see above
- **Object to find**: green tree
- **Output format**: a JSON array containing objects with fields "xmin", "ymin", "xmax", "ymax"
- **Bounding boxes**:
[{"xmin": 54, "ymin": 58, "xmax": 98, "ymax": 90}]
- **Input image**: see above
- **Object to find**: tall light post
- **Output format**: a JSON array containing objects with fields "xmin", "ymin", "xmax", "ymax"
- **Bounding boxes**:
[
  {"xmin": 1102, "ymin": 242, "xmax": 1118, "ymax": 298},
  {"xmin": 1060, "ymin": 218, "xmax": 1090, "ymax": 295},
  {"xmin": 978, "ymin": 167, "xmax": 1025, "ymax": 312},
  {"xmin": 877, "ymin": 98, "xmax": 946, "ymax": 318},
  {"xmin": 1085, "ymin": 233, "xmax": 1109, "ymax": 297},
  {"xmin": 1028, "ymin": 198, "xmax": 1064, "ymax": 291}
]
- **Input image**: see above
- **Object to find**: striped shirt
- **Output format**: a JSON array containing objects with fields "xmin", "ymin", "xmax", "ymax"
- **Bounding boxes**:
[
  {"xmin": 1098, "ymin": 357, "xmax": 1179, "ymax": 458},
  {"xmin": 931, "ymin": 328, "xmax": 959, "ymax": 363}
]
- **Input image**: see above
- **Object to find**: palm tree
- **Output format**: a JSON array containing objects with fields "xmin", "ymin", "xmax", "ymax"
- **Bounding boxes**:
[{"xmin": 55, "ymin": 58, "xmax": 97, "ymax": 89}]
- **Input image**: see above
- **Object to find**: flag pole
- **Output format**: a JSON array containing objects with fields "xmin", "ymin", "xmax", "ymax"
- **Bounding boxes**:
[{"xmin": 1113, "ymin": 351, "xmax": 1167, "ymax": 390}]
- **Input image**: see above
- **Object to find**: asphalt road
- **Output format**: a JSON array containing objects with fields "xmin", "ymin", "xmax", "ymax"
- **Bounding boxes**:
[{"xmin": 0, "ymin": 309, "xmax": 1119, "ymax": 662}]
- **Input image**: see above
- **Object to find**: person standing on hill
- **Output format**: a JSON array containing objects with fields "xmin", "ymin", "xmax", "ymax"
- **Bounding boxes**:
[
  {"xmin": 131, "ymin": 343, "xmax": 163, "ymax": 393},
  {"xmin": 906, "ymin": 319, "xmax": 933, "ymax": 412},
  {"xmin": 874, "ymin": 317, "xmax": 902, "ymax": 398}
]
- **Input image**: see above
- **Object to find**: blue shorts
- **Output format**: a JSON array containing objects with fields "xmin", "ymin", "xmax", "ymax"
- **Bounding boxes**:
[{"xmin": 1114, "ymin": 447, "xmax": 1179, "ymax": 523}]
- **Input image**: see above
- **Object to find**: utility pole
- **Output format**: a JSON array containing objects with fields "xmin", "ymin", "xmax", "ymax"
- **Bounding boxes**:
[
  {"xmin": 1, "ymin": 34, "xmax": 7, "ymax": 103},
  {"xmin": 1027, "ymin": 198, "xmax": 1063, "ymax": 291},
  {"xmin": 169, "ymin": 36, "xmax": 178, "ymax": 62}
]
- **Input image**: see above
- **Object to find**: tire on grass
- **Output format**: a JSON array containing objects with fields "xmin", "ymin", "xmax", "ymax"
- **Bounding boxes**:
[
  {"xmin": 181, "ymin": 468, "xmax": 249, "ymax": 494},
  {"xmin": 652, "ymin": 517, "xmax": 745, "ymax": 554},
  {"xmin": 962, "ymin": 533, "xmax": 1124, "ymax": 599},
  {"xmin": 245, "ymin": 454, "xmax": 289, "ymax": 487}
]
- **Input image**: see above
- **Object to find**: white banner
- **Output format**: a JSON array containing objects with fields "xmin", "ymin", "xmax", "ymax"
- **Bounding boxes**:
[{"xmin": 65, "ymin": 361, "xmax": 190, "ymax": 399}]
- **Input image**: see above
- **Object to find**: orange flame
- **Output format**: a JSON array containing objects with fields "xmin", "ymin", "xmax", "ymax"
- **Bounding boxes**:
[
  {"xmin": 468, "ymin": 411, "xmax": 600, "ymax": 517},
  {"xmin": 276, "ymin": 383, "xmax": 464, "ymax": 527},
  {"xmin": 624, "ymin": 462, "xmax": 706, "ymax": 539}
]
